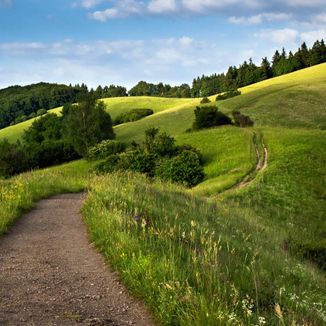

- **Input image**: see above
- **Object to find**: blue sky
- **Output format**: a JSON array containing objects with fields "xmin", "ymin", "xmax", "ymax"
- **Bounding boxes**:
[{"xmin": 0, "ymin": 0, "xmax": 325, "ymax": 89}]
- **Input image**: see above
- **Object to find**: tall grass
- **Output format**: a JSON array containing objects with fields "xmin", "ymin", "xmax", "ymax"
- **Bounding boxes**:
[
  {"xmin": 0, "ymin": 160, "xmax": 91, "ymax": 234},
  {"xmin": 83, "ymin": 172, "xmax": 326, "ymax": 325}
]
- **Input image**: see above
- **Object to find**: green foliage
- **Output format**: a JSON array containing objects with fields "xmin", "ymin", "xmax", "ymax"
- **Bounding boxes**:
[
  {"xmin": 114, "ymin": 108, "xmax": 154, "ymax": 125},
  {"xmin": 0, "ymin": 139, "xmax": 26, "ymax": 177},
  {"xmin": 156, "ymin": 150, "xmax": 204, "ymax": 187},
  {"xmin": 95, "ymin": 128, "xmax": 204, "ymax": 187},
  {"xmin": 129, "ymin": 81, "xmax": 191, "ymax": 98},
  {"xmin": 63, "ymin": 98, "xmax": 115, "ymax": 156},
  {"xmin": 200, "ymin": 97, "xmax": 211, "ymax": 104},
  {"xmin": 144, "ymin": 128, "xmax": 176, "ymax": 157},
  {"xmin": 232, "ymin": 111, "xmax": 254, "ymax": 127},
  {"xmin": 0, "ymin": 82, "xmax": 88, "ymax": 129},
  {"xmin": 192, "ymin": 106, "xmax": 232, "ymax": 130},
  {"xmin": 87, "ymin": 140, "xmax": 126, "ymax": 160},
  {"xmin": 192, "ymin": 39, "xmax": 326, "ymax": 97},
  {"xmin": 216, "ymin": 89, "xmax": 241, "ymax": 101}
]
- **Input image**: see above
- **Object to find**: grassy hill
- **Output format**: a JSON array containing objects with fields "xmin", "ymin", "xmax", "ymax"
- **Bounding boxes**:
[{"xmin": 1, "ymin": 64, "xmax": 325, "ymax": 325}]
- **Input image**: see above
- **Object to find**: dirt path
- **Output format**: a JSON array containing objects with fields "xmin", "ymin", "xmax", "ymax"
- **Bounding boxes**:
[
  {"xmin": 0, "ymin": 193, "xmax": 155, "ymax": 326},
  {"xmin": 227, "ymin": 132, "xmax": 268, "ymax": 192}
]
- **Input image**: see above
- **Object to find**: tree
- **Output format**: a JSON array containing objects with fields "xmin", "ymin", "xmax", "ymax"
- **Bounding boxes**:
[
  {"xmin": 260, "ymin": 57, "xmax": 273, "ymax": 80},
  {"xmin": 192, "ymin": 106, "xmax": 232, "ymax": 130},
  {"xmin": 63, "ymin": 97, "xmax": 115, "ymax": 156}
]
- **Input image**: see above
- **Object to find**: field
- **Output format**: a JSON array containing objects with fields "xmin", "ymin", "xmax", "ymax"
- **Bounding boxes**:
[{"xmin": 0, "ymin": 63, "xmax": 325, "ymax": 325}]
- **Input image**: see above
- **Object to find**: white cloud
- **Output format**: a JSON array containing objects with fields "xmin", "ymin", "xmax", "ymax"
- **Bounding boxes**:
[
  {"xmin": 89, "ymin": 0, "xmax": 264, "ymax": 21},
  {"xmin": 181, "ymin": 0, "xmax": 260, "ymax": 13},
  {"xmin": 300, "ymin": 29, "xmax": 326, "ymax": 45},
  {"xmin": 315, "ymin": 13, "xmax": 326, "ymax": 24},
  {"xmin": 0, "ymin": 37, "xmax": 244, "ymax": 89},
  {"xmin": 148, "ymin": 0, "xmax": 177, "ymax": 14},
  {"xmin": 90, "ymin": 0, "xmax": 144, "ymax": 21},
  {"xmin": 283, "ymin": 0, "xmax": 326, "ymax": 7},
  {"xmin": 254, "ymin": 28, "xmax": 299, "ymax": 44},
  {"xmin": 229, "ymin": 13, "xmax": 292, "ymax": 25},
  {"xmin": 82, "ymin": 0, "xmax": 105, "ymax": 8}
]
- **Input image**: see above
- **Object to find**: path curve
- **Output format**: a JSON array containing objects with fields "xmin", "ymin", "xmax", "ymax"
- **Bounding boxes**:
[
  {"xmin": 228, "ymin": 132, "xmax": 268, "ymax": 192},
  {"xmin": 0, "ymin": 193, "xmax": 155, "ymax": 326}
]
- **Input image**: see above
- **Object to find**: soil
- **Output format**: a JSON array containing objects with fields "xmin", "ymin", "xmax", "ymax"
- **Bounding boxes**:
[{"xmin": 0, "ymin": 193, "xmax": 156, "ymax": 326}]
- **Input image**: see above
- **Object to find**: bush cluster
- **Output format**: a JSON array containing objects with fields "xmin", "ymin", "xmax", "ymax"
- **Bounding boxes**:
[
  {"xmin": 216, "ymin": 89, "xmax": 241, "ymax": 101},
  {"xmin": 192, "ymin": 106, "xmax": 232, "ymax": 130},
  {"xmin": 95, "ymin": 128, "xmax": 204, "ymax": 187},
  {"xmin": 87, "ymin": 140, "xmax": 126, "ymax": 160},
  {"xmin": 200, "ymin": 97, "xmax": 211, "ymax": 104},
  {"xmin": 0, "ymin": 97, "xmax": 115, "ymax": 178},
  {"xmin": 114, "ymin": 108, "xmax": 154, "ymax": 125},
  {"xmin": 232, "ymin": 111, "xmax": 254, "ymax": 127}
]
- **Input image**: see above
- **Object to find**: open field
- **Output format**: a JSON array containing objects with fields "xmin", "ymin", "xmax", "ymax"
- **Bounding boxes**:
[{"xmin": 0, "ymin": 64, "xmax": 325, "ymax": 324}]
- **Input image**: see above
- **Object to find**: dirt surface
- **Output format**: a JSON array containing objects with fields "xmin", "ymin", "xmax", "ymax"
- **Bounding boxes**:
[{"xmin": 0, "ymin": 193, "xmax": 156, "ymax": 326}]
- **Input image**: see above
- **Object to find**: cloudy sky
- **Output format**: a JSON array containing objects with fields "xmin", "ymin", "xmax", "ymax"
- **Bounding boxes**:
[{"xmin": 0, "ymin": 0, "xmax": 325, "ymax": 89}]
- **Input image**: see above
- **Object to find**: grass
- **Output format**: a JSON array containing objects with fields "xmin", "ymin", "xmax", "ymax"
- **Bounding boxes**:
[
  {"xmin": 0, "ymin": 64, "xmax": 325, "ymax": 324},
  {"xmin": 0, "ymin": 160, "xmax": 92, "ymax": 235},
  {"xmin": 83, "ymin": 172, "xmax": 326, "ymax": 325}
]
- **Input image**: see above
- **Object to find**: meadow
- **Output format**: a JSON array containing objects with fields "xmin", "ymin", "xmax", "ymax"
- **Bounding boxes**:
[{"xmin": 0, "ymin": 63, "xmax": 325, "ymax": 325}]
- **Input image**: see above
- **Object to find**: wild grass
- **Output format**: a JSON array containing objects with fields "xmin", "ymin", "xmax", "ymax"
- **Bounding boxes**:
[
  {"xmin": 0, "ymin": 160, "xmax": 92, "ymax": 235},
  {"xmin": 83, "ymin": 172, "xmax": 326, "ymax": 325}
]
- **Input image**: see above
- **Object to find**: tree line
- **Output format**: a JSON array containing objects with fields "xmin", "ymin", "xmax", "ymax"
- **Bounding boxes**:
[
  {"xmin": 0, "ymin": 83, "xmax": 127, "ymax": 129},
  {"xmin": 0, "ymin": 39, "xmax": 325, "ymax": 129},
  {"xmin": 191, "ymin": 40, "xmax": 326, "ymax": 97}
]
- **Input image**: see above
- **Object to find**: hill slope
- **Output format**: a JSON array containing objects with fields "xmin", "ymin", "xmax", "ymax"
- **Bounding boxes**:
[{"xmin": 1, "ymin": 64, "xmax": 325, "ymax": 325}]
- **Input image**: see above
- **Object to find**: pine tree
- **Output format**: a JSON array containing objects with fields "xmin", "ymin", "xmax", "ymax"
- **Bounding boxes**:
[{"xmin": 260, "ymin": 57, "xmax": 272, "ymax": 80}]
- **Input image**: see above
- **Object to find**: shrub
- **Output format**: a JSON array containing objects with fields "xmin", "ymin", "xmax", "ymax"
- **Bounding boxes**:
[
  {"xmin": 95, "ymin": 154, "xmax": 121, "ymax": 174},
  {"xmin": 216, "ymin": 89, "xmax": 241, "ymax": 101},
  {"xmin": 200, "ymin": 97, "xmax": 211, "ymax": 104},
  {"xmin": 119, "ymin": 151, "xmax": 156, "ymax": 176},
  {"xmin": 0, "ymin": 140, "xmax": 27, "ymax": 177},
  {"xmin": 232, "ymin": 111, "xmax": 254, "ymax": 127},
  {"xmin": 36, "ymin": 108, "xmax": 47, "ymax": 116},
  {"xmin": 144, "ymin": 128, "xmax": 176, "ymax": 157},
  {"xmin": 114, "ymin": 108, "xmax": 154, "ymax": 125},
  {"xmin": 192, "ymin": 106, "xmax": 232, "ymax": 130},
  {"xmin": 87, "ymin": 140, "xmax": 126, "ymax": 161},
  {"xmin": 156, "ymin": 150, "xmax": 205, "ymax": 187}
]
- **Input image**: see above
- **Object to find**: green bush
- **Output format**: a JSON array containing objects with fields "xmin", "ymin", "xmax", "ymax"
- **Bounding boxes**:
[
  {"xmin": 114, "ymin": 108, "xmax": 154, "ymax": 125},
  {"xmin": 155, "ymin": 150, "xmax": 205, "ymax": 187},
  {"xmin": 192, "ymin": 106, "xmax": 232, "ymax": 130},
  {"xmin": 200, "ymin": 97, "xmax": 211, "ymax": 104},
  {"xmin": 87, "ymin": 140, "xmax": 126, "ymax": 160},
  {"xmin": 119, "ymin": 151, "xmax": 156, "ymax": 176},
  {"xmin": 95, "ymin": 154, "xmax": 121, "ymax": 174},
  {"xmin": 216, "ymin": 89, "xmax": 241, "ymax": 101},
  {"xmin": 232, "ymin": 111, "xmax": 254, "ymax": 127},
  {"xmin": 0, "ymin": 139, "xmax": 27, "ymax": 177}
]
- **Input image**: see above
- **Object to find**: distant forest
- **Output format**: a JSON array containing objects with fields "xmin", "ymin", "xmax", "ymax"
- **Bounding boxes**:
[{"xmin": 0, "ymin": 39, "xmax": 325, "ymax": 129}]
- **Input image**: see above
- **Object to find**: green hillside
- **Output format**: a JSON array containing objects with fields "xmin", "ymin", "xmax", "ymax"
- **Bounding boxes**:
[{"xmin": 1, "ymin": 64, "xmax": 325, "ymax": 325}]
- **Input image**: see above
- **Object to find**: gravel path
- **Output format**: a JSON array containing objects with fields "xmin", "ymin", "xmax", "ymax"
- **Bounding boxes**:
[{"xmin": 0, "ymin": 193, "xmax": 155, "ymax": 326}]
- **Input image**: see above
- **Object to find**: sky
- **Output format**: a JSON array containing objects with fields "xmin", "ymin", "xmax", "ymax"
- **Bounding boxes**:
[{"xmin": 0, "ymin": 0, "xmax": 325, "ymax": 90}]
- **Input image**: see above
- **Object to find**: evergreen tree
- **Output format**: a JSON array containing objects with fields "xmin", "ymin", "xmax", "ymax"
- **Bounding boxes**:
[{"xmin": 260, "ymin": 57, "xmax": 273, "ymax": 80}]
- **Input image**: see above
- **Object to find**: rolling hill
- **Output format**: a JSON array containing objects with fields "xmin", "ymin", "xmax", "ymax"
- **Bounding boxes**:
[{"xmin": 0, "ymin": 63, "xmax": 325, "ymax": 325}]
